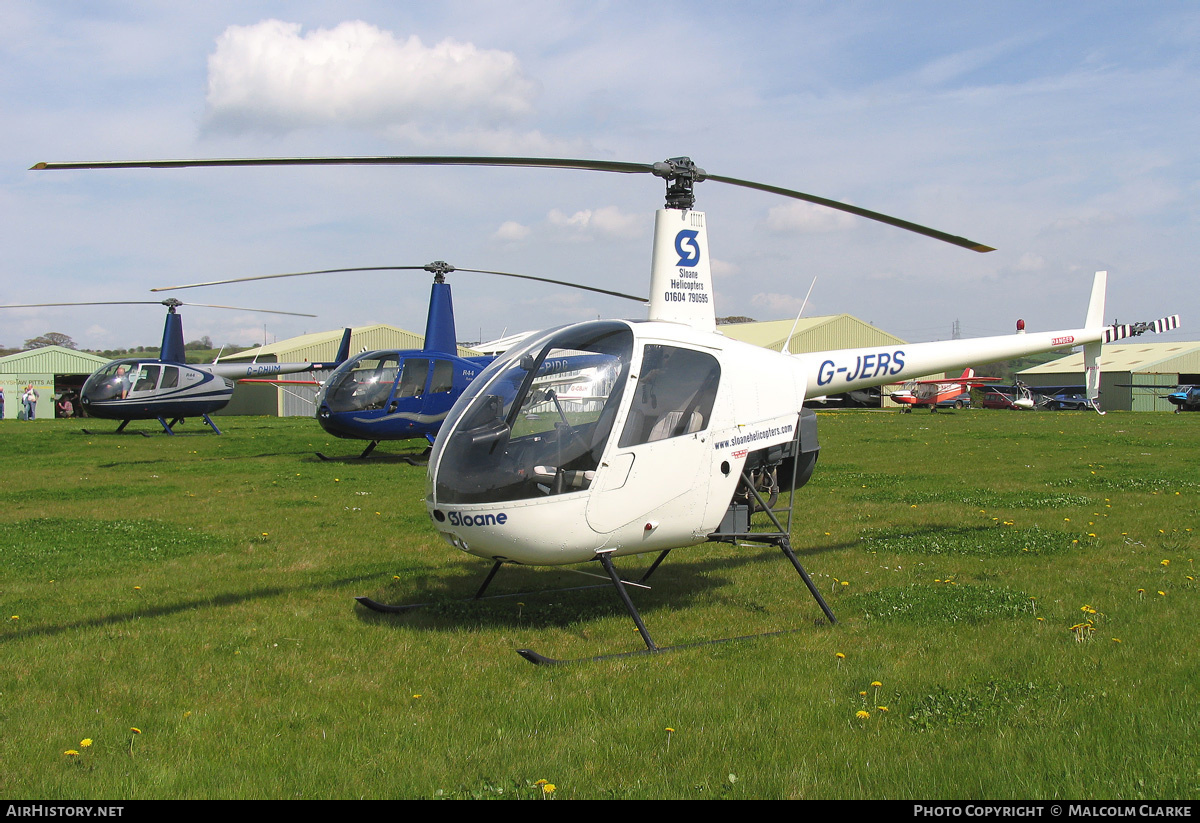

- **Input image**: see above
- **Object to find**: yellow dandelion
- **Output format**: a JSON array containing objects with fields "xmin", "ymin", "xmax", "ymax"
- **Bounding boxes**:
[
  {"xmin": 9, "ymin": 615, "xmax": 17, "ymax": 621},
  {"xmin": 871, "ymin": 681, "xmax": 882, "ymax": 687},
  {"xmin": 64, "ymin": 750, "xmax": 79, "ymax": 757},
  {"xmin": 133, "ymin": 586, "xmax": 141, "ymax": 590},
  {"xmin": 542, "ymin": 783, "xmax": 556, "ymax": 796},
  {"xmin": 80, "ymin": 739, "xmax": 92, "ymax": 748},
  {"xmin": 130, "ymin": 727, "xmax": 141, "ymax": 734},
  {"xmin": 859, "ymin": 691, "xmax": 867, "ymax": 696},
  {"xmin": 1158, "ymin": 591, "xmax": 1166, "ymax": 597},
  {"xmin": 262, "ymin": 533, "xmax": 269, "ymax": 537},
  {"xmin": 1161, "ymin": 559, "xmax": 1170, "ymax": 566},
  {"xmin": 835, "ymin": 652, "xmax": 845, "ymax": 659},
  {"xmin": 183, "ymin": 711, "xmax": 192, "ymax": 718},
  {"xmin": 535, "ymin": 779, "xmax": 548, "ymax": 786},
  {"xmin": 877, "ymin": 706, "xmax": 889, "ymax": 712},
  {"xmin": 412, "ymin": 694, "xmax": 422, "ymax": 699},
  {"xmin": 1112, "ymin": 638, "xmax": 1121, "ymax": 643},
  {"xmin": 856, "ymin": 710, "xmax": 870, "ymax": 719}
]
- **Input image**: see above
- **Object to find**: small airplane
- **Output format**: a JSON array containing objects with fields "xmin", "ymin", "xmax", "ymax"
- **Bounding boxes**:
[
  {"xmin": 1117, "ymin": 383, "xmax": 1200, "ymax": 413},
  {"xmin": 1, "ymin": 298, "xmax": 350, "ymax": 434},
  {"xmin": 889, "ymin": 367, "xmax": 1002, "ymax": 412},
  {"xmin": 32, "ymin": 155, "xmax": 1182, "ymax": 663},
  {"xmin": 152, "ymin": 262, "xmax": 646, "ymax": 459},
  {"xmin": 1163, "ymin": 385, "xmax": 1200, "ymax": 412}
]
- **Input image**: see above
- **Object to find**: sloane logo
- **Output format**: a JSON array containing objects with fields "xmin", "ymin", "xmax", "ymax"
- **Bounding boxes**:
[
  {"xmin": 448, "ymin": 511, "xmax": 508, "ymax": 527},
  {"xmin": 675, "ymin": 229, "xmax": 701, "ymax": 267}
]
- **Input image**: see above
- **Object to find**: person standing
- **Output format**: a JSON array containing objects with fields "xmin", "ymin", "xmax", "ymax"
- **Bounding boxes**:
[{"xmin": 22, "ymin": 385, "xmax": 38, "ymax": 421}]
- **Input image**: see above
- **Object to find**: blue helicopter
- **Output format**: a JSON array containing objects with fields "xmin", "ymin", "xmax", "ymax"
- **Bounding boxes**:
[
  {"xmin": 152, "ymin": 261, "xmax": 647, "ymax": 458},
  {"xmin": 3, "ymin": 298, "xmax": 350, "ymax": 435}
]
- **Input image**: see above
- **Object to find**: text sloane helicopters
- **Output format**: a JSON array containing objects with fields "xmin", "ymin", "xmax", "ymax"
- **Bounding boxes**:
[
  {"xmin": 2, "ymin": 298, "xmax": 350, "ymax": 435},
  {"xmin": 31, "ymin": 155, "xmax": 1183, "ymax": 663},
  {"xmin": 152, "ymin": 261, "xmax": 646, "ymax": 459}
]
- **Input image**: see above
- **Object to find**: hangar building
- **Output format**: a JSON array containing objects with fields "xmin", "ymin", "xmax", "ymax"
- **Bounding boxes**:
[
  {"xmin": 1019, "ymin": 341, "xmax": 1200, "ymax": 412},
  {"xmin": 0, "ymin": 345, "xmax": 110, "ymax": 419}
]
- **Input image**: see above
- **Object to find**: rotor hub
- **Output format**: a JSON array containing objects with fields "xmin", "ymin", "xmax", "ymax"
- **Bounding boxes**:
[
  {"xmin": 652, "ymin": 157, "xmax": 708, "ymax": 210},
  {"xmin": 425, "ymin": 260, "xmax": 456, "ymax": 283}
]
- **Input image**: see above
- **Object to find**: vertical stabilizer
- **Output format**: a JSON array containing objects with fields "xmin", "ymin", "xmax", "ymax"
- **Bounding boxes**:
[
  {"xmin": 423, "ymin": 281, "xmax": 458, "ymax": 354},
  {"xmin": 1085, "ymin": 271, "xmax": 1107, "ymax": 329},
  {"xmin": 1083, "ymin": 271, "xmax": 1107, "ymax": 411},
  {"xmin": 160, "ymin": 310, "xmax": 186, "ymax": 363},
  {"xmin": 647, "ymin": 209, "xmax": 716, "ymax": 332}
]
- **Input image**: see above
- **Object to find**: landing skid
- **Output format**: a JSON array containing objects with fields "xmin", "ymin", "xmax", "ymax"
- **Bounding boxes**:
[
  {"xmin": 82, "ymin": 414, "xmax": 222, "ymax": 436},
  {"xmin": 316, "ymin": 443, "xmax": 430, "ymax": 463},
  {"xmin": 518, "ymin": 628, "xmax": 807, "ymax": 666}
]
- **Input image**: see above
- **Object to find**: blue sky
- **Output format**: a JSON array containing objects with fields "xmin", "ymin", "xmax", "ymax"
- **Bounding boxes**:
[{"xmin": 2, "ymin": 1, "xmax": 1196, "ymax": 351}]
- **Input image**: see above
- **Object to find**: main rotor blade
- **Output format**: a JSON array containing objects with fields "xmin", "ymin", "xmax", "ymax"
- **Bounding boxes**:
[
  {"xmin": 154, "ymin": 265, "xmax": 649, "ymax": 303},
  {"xmin": 0, "ymin": 300, "xmax": 314, "ymax": 317},
  {"xmin": 33, "ymin": 154, "xmax": 993, "ymax": 251},
  {"xmin": 705, "ymin": 173, "xmax": 995, "ymax": 252},
  {"xmin": 32, "ymin": 156, "xmax": 654, "ymax": 175}
]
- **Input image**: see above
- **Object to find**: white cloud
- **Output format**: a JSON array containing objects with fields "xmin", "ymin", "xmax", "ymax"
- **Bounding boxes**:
[
  {"xmin": 750, "ymin": 292, "xmax": 811, "ymax": 317},
  {"xmin": 493, "ymin": 220, "xmax": 531, "ymax": 242},
  {"xmin": 763, "ymin": 201, "xmax": 858, "ymax": 235},
  {"xmin": 710, "ymin": 258, "xmax": 739, "ymax": 279},
  {"xmin": 546, "ymin": 206, "xmax": 644, "ymax": 238},
  {"xmin": 204, "ymin": 19, "xmax": 536, "ymax": 133}
]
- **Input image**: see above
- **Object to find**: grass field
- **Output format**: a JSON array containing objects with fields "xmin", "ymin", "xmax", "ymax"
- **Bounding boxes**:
[{"xmin": 1, "ymin": 410, "xmax": 1196, "ymax": 799}]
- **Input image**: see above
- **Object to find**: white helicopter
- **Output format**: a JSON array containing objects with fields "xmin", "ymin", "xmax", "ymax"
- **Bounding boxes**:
[{"xmin": 31, "ymin": 156, "xmax": 1181, "ymax": 662}]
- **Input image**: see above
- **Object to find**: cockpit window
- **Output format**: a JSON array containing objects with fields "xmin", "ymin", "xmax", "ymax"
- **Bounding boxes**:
[
  {"xmin": 432, "ymin": 321, "xmax": 633, "ymax": 505},
  {"xmin": 618, "ymin": 345, "xmax": 720, "ymax": 447},
  {"xmin": 82, "ymin": 359, "xmax": 142, "ymax": 402},
  {"xmin": 325, "ymin": 354, "xmax": 399, "ymax": 412}
]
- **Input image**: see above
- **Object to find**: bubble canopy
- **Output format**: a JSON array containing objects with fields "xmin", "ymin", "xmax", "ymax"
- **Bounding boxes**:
[{"xmin": 430, "ymin": 321, "xmax": 634, "ymax": 506}]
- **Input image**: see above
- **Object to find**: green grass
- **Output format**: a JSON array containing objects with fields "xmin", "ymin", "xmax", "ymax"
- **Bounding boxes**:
[{"xmin": 1, "ymin": 411, "xmax": 1197, "ymax": 799}]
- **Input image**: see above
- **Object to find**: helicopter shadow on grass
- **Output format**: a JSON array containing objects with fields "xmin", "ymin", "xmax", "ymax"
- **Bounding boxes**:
[
  {"xmin": 0, "ymin": 571, "xmax": 386, "ymax": 647},
  {"xmin": 353, "ymin": 537, "xmax": 854, "ymax": 635}
]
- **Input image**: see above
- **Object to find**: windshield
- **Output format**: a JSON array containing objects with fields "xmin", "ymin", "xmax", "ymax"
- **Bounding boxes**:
[
  {"xmin": 432, "ymin": 321, "xmax": 633, "ymax": 505},
  {"xmin": 82, "ymin": 359, "xmax": 146, "ymax": 402},
  {"xmin": 323, "ymin": 353, "xmax": 400, "ymax": 413}
]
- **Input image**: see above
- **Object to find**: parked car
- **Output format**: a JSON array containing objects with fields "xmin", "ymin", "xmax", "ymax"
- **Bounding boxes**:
[
  {"xmin": 1044, "ymin": 392, "xmax": 1089, "ymax": 410},
  {"xmin": 982, "ymin": 390, "xmax": 1019, "ymax": 409}
]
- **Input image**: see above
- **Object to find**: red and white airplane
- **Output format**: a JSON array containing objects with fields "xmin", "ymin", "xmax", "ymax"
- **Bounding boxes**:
[{"xmin": 889, "ymin": 367, "xmax": 1002, "ymax": 412}]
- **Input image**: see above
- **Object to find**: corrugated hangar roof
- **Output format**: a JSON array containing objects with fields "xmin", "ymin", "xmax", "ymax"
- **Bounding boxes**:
[
  {"xmin": 0, "ymin": 345, "xmax": 110, "ymax": 373},
  {"xmin": 718, "ymin": 314, "xmax": 907, "ymax": 352},
  {"xmin": 1020, "ymin": 341, "xmax": 1200, "ymax": 374},
  {"xmin": 218, "ymin": 324, "xmax": 482, "ymax": 364}
]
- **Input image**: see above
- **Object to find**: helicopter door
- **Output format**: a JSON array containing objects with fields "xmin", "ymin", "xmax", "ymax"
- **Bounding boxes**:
[
  {"xmin": 127, "ymin": 364, "xmax": 162, "ymax": 395},
  {"xmin": 586, "ymin": 344, "xmax": 720, "ymax": 534},
  {"xmin": 395, "ymin": 359, "xmax": 429, "ymax": 398}
]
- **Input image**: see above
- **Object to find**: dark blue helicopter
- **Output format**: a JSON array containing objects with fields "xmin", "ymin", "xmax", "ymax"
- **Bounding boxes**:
[
  {"xmin": 1, "ymin": 299, "xmax": 350, "ymax": 435},
  {"xmin": 153, "ymin": 261, "xmax": 646, "ymax": 457}
]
